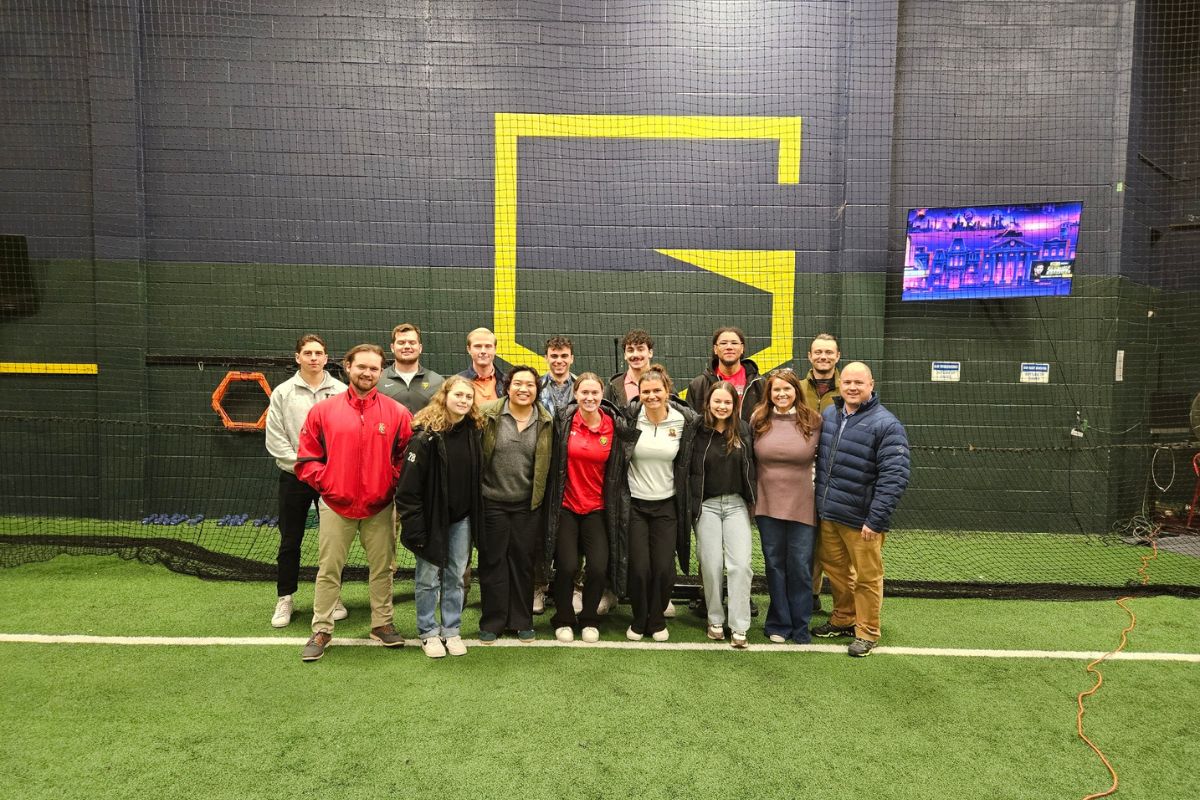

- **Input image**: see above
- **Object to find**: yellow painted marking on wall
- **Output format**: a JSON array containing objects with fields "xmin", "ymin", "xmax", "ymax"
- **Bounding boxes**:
[
  {"xmin": 656, "ymin": 250, "xmax": 796, "ymax": 372},
  {"xmin": 0, "ymin": 362, "xmax": 99, "ymax": 375},
  {"xmin": 493, "ymin": 113, "xmax": 803, "ymax": 365}
]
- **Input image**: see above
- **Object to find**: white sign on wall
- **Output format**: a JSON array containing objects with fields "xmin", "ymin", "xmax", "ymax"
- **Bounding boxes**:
[
  {"xmin": 931, "ymin": 361, "xmax": 961, "ymax": 382},
  {"xmin": 1020, "ymin": 363, "xmax": 1050, "ymax": 384}
]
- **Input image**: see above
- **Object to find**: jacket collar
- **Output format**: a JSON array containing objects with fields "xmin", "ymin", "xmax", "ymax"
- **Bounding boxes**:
[
  {"xmin": 706, "ymin": 356, "xmax": 761, "ymax": 380},
  {"xmin": 385, "ymin": 363, "xmax": 425, "ymax": 379},
  {"xmin": 832, "ymin": 391, "xmax": 878, "ymax": 416},
  {"xmin": 344, "ymin": 386, "xmax": 379, "ymax": 408}
]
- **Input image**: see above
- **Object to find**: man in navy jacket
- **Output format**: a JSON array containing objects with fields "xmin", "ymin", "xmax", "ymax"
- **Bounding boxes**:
[{"xmin": 812, "ymin": 362, "xmax": 910, "ymax": 657}]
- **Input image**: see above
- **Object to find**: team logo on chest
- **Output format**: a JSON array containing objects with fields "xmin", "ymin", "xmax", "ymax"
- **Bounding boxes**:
[{"xmin": 378, "ymin": 423, "xmax": 386, "ymax": 434}]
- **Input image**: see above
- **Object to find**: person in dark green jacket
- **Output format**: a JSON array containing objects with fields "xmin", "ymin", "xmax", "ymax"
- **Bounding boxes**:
[{"xmin": 476, "ymin": 366, "xmax": 554, "ymax": 644}]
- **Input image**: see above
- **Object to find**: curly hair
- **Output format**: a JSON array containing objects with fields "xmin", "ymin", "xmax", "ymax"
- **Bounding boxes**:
[{"xmin": 412, "ymin": 376, "xmax": 483, "ymax": 433}]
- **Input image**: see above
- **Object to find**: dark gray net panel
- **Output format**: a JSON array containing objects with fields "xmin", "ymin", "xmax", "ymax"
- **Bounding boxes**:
[{"xmin": 1, "ymin": 0, "xmax": 1198, "ymax": 597}]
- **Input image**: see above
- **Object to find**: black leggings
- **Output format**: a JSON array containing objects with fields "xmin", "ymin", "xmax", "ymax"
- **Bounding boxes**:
[
  {"xmin": 626, "ymin": 497, "xmax": 677, "ymax": 635},
  {"xmin": 551, "ymin": 508, "xmax": 607, "ymax": 628}
]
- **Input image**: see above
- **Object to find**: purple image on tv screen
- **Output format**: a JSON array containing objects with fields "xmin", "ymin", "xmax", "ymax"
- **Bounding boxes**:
[{"xmin": 902, "ymin": 202, "xmax": 1083, "ymax": 301}]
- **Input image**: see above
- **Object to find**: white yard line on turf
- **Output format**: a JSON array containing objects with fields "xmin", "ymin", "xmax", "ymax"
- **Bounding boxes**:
[{"xmin": 0, "ymin": 633, "xmax": 1197, "ymax": 662}]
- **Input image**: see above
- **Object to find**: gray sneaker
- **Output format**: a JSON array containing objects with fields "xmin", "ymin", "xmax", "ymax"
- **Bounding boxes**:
[
  {"xmin": 369, "ymin": 624, "xmax": 405, "ymax": 648},
  {"xmin": 301, "ymin": 631, "xmax": 332, "ymax": 662},
  {"xmin": 811, "ymin": 621, "xmax": 855, "ymax": 639},
  {"xmin": 848, "ymin": 637, "xmax": 877, "ymax": 657}
]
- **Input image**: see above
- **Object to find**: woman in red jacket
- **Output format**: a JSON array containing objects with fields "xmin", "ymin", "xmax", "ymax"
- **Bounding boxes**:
[{"xmin": 544, "ymin": 373, "xmax": 629, "ymax": 644}]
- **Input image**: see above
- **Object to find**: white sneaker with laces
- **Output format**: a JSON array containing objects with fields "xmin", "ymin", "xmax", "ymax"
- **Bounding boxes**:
[
  {"xmin": 581, "ymin": 626, "xmax": 600, "ymax": 643},
  {"xmin": 422, "ymin": 637, "xmax": 447, "ymax": 659},
  {"xmin": 555, "ymin": 626, "xmax": 574, "ymax": 643},
  {"xmin": 533, "ymin": 586, "xmax": 546, "ymax": 615},
  {"xmin": 572, "ymin": 587, "xmax": 583, "ymax": 615},
  {"xmin": 444, "ymin": 635, "xmax": 467, "ymax": 656},
  {"xmin": 271, "ymin": 595, "xmax": 293, "ymax": 628},
  {"xmin": 332, "ymin": 599, "xmax": 349, "ymax": 621},
  {"xmin": 597, "ymin": 590, "xmax": 618, "ymax": 616}
]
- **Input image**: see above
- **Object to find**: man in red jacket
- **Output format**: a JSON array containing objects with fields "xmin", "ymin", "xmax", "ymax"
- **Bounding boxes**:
[{"xmin": 295, "ymin": 344, "xmax": 413, "ymax": 661}]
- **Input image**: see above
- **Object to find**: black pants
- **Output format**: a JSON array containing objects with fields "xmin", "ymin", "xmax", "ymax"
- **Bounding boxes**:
[
  {"xmin": 276, "ymin": 470, "xmax": 320, "ymax": 597},
  {"xmin": 478, "ymin": 499, "xmax": 539, "ymax": 634},
  {"xmin": 551, "ymin": 508, "xmax": 607, "ymax": 629},
  {"xmin": 627, "ymin": 497, "xmax": 677, "ymax": 636}
]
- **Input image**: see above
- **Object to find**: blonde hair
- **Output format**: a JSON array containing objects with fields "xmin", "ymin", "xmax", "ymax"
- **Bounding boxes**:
[
  {"xmin": 412, "ymin": 376, "xmax": 483, "ymax": 433},
  {"xmin": 466, "ymin": 327, "xmax": 497, "ymax": 347}
]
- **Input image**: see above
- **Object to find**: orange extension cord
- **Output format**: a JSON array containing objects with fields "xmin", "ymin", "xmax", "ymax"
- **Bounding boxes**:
[{"xmin": 1075, "ymin": 531, "xmax": 1159, "ymax": 800}]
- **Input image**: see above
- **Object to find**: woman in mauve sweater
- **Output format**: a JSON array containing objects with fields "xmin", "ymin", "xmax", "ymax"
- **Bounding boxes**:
[{"xmin": 750, "ymin": 369, "xmax": 822, "ymax": 644}]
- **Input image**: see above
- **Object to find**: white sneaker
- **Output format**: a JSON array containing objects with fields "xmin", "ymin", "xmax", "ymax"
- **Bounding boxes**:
[
  {"xmin": 597, "ymin": 590, "xmax": 618, "ymax": 616},
  {"xmin": 422, "ymin": 637, "xmax": 446, "ymax": 659},
  {"xmin": 444, "ymin": 635, "xmax": 467, "ymax": 656},
  {"xmin": 625, "ymin": 626, "xmax": 643, "ymax": 641},
  {"xmin": 572, "ymin": 587, "xmax": 583, "ymax": 615},
  {"xmin": 271, "ymin": 595, "xmax": 294, "ymax": 628},
  {"xmin": 581, "ymin": 626, "xmax": 600, "ymax": 643},
  {"xmin": 652, "ymin": 627, "xmax": 669, "ymax": 642},
  {"xmin": 533, "ymin": 586, "xmax": 546, "ymax": 615},
  {"xmin": 768, "ymin": 634, "xmax": 787, "ymax": 644},
  {"xmin": 664, "ymin": 600, "xmax": 676, "ymax": 618},
  {"xmin": 332, "ymin": 599, "xmax": 349, "ymax": 621},
  {"xmin": 555, "ymin": 626, "xmax": 574, "ymax": 643}
]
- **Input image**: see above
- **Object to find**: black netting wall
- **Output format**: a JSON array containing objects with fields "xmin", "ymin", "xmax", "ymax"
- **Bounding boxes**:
[{"xmin": 1, "ymin": 0, "xmax": 1198, "ymax": 597}]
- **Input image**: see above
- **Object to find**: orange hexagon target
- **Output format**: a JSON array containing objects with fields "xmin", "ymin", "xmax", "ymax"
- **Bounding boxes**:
[{"xmin": 211, "ymin": 371, "xmax": 272, "ymax": 431}]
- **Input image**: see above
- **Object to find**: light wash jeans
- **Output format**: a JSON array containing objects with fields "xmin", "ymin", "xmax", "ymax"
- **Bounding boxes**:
[
  {"xmin": 414, "ymin": 517, "xmax": 471, "ymax": 640},
  {"xmin": 695, "ymin": 494, "xmax": 753, "ymax": 635}
]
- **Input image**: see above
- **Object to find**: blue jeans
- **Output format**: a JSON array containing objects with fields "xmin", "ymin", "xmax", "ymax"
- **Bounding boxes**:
[
  {"xmin": 756, "ymin": 516, "xmax": 815, "ymax": 643},
  {"xmin": 695, "ymin": 495, "xmax": 753, "ymax": 635},
  {"xmin": 414, "ymin": 517, "xmax": 471, "ymax": 640}
]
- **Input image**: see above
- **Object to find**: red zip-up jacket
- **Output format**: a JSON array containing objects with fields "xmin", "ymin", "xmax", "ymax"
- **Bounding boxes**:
[{"xmin": 295, "ymin": 387, "xmax": 414, "ymax": 519}]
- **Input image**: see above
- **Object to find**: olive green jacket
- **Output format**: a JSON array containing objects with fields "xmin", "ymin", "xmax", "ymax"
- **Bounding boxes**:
[
  {"xmin": 798, "ymin": 366, "xmax": 840, "ymax": 414},
  {"xmin": 479, "ymin": 398, "xmax": 554, "ymax": 510}
]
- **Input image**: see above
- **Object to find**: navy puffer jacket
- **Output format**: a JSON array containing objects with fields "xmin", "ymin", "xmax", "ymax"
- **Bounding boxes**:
[{"xmin": 815, "ymin": 393, "xmax": 910, "ymax": 532}]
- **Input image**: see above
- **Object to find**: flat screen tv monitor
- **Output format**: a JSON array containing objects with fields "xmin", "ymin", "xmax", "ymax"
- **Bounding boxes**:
[{"xmin": 902, "ymin": 202, "xmax": 1082, "ymax": 301}]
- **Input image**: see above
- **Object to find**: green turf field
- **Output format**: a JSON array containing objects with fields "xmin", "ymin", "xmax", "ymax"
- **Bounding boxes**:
[
  {"xmin": 5, "ymin": 515, "xmax": 1199, "ymax": 588},
  {"xmin": 1, "ymin": 555, "xmax": 1197, "ymax": 800}
]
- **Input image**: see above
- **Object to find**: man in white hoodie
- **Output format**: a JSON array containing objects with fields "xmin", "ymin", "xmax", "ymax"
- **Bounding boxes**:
[{"xmin": 264, "ymin": 334, "xmax": 347, "ymax": 627}]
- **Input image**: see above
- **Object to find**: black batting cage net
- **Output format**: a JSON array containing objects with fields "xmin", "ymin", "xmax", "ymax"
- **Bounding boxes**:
[{"xmin": 1, "ymin": 0, "xmax": 1198, "ymax": 598}]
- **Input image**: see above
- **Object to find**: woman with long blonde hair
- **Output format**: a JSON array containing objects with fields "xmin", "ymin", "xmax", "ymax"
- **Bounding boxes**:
[{"xmin": 396, "ymin": 376, "xmax": 484, "ymax": 659}]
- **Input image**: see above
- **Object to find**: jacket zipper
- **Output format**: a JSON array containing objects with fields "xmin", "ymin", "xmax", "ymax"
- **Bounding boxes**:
[{"xmin": 821, "ymin": 414, "xmax": 848, "ymax": 508}]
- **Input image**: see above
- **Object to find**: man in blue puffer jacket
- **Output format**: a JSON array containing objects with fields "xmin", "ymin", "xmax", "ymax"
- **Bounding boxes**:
[{"xmin": 812, "ymin": 362, "xmax": 910, "ymax": 657}]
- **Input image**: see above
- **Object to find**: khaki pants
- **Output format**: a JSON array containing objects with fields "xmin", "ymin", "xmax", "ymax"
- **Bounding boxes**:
[
  {"xmin": 818, "ymin": 519, "xmax": 884, "ymax": 641},
  {"xmin": 312, "ymin": 504, "xmax": 396, "ymax": 634}
]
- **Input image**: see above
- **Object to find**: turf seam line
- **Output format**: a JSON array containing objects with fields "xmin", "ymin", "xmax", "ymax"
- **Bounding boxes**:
[{"xmin": 1, "ymin": 633, "xmax": 1197, "ymax": 661}]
